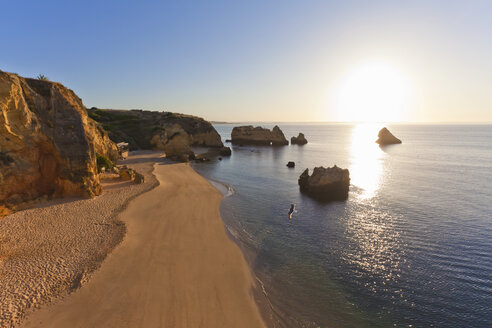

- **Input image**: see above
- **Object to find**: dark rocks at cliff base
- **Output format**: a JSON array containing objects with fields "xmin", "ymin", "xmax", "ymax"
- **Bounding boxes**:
[
  {"xmin": 287, "ymin": 161, "xmax": 295, "ymax": 168},
  {"xmin": 376, "ymin": 127, "xmax": 402, "ymax": 145},
  {"xmin": 0, "ymin": 70, "xmax": 118, "ymax": 206},
  {"xmin": 298, "ymin": 166, "xmax": 350, "ymax": 201},
  {"xmin": 117, "ymin": 165, "xmax": 144, "ymax": 184},
  {"xmin": 291, "ymin": 133, "xmax": 308, "ymax": 145},
  {"xmin": 134, "ymin": 172, "xmax": 145, "ymax": 184},
  {"xmin": 231, "ymin": 125, "xmax": 288, "ymax": 146}
]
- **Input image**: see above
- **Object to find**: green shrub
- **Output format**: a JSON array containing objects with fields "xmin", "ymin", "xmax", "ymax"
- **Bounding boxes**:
[
  {"xmin": 96, "ymin": 154, "xmax": 113, "ymax": 172},
  {"xmin": 37, "ymin": 74, "xmax": 49, "ymax": 81}
]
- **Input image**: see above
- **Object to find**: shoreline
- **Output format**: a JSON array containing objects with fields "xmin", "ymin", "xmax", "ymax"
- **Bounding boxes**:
[
  {"xmin": 20, "ymin": 160, "xmax": 265, "ymax": 327},
  {"xmin": 197, "ymin": 174, "xmax": 279, "ymax": 327}
]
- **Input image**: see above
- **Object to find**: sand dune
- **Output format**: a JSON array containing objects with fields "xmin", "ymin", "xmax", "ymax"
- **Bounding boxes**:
[{"xmin": 22, "ymin": 162, "xmax": 265, "ymax": 328}]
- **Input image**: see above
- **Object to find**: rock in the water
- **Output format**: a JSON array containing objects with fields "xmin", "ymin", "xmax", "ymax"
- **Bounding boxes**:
[
  {"xmin": 219, "ymin": 146, "xmax": 232, "ymax": 156},
  {"xmin": 287, "ymin": 161, "xmax": 295, "ymax": 168},
  {"xmin": 298, "ymin": 166, "xmax": 350, "ymax": 201},
  {"xmin": 194, "ymin": 155, "xmax": 210, "ymax": 162},
  {"xmin": 376, "ymin": 127, "xmax": 402, "ymax": 145},
  {"xmin": 231, "ymin": 125, "xmax": 288, "ymax": 146},
  {"xmin": 225, "ymin": 139, "xmax": 231, "ymax": 143},
  {"xmin": 271, "ymin": 126, "xmax": 289, "ymax": 146},
  {"xmin": 291, "ymin": 133, "xmax": 308, "ymax": 145},
  {"xmin": 0, "ymin": 70, "xmax": 118, "ymax": 205}
]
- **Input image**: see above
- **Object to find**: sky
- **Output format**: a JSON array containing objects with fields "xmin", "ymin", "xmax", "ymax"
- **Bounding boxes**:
[{"xmin": 1, "ymin": 0, "xmax": 491, "ymax": 123}]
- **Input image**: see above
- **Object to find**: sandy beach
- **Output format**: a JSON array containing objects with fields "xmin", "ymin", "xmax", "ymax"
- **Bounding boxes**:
[
  {"xmin": 19, "ymin": 160, "xmax": 265, "ymax": 327},
  {"xmin": 0, "ymin": 152, "xmax": 161, "ymax": 327}
]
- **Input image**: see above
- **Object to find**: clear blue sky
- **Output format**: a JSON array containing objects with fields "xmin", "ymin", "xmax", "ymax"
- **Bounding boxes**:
[{"xmin": 2, "ymin": 0, "xmax": 491, "ymax": 122}]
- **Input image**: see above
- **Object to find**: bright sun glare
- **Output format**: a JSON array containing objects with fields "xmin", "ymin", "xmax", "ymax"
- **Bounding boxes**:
[{"xmin": 335, "ymin": 62, "xmax": 412, "ymax": 123}]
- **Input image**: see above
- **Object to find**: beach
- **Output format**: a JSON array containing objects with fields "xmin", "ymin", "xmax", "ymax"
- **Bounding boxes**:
[
  {"xmin": 18, "ymin": 158, "xmax": 264, "ymax": 327},
  {"xmin": 0, "ymin": 152, "xmax": 160, "ymax": 326}
]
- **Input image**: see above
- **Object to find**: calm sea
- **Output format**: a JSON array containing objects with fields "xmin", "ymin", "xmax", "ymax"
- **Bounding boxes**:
[{"xmin": 192, "ymin": 123, "xmax": 492, "ymax": 328}]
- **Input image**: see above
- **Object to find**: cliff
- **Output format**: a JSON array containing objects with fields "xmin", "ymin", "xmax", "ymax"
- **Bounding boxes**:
[
  {"xmin": 0, "ymin": 70, "xmax": 118, "ymax": 208},
  {"xmin": 87, "ymin": 108, "xmax": 223, "ymax": 161}
]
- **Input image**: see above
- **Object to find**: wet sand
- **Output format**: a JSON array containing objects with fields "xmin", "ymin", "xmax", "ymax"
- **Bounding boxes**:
[{"xmin": 22, "ymin": 162, "xmax": 265, "ymax": 328}]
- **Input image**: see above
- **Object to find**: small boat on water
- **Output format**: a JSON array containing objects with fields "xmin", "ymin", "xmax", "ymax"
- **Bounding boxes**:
[{"xmin": 288, "ymin": 203, "xmax": 296, "ymax": 219}]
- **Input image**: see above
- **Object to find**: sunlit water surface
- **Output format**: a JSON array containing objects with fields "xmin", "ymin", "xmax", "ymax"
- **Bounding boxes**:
[{"xmin": 193, "ymin": 124, "xmax": 492, "ymax": 328}]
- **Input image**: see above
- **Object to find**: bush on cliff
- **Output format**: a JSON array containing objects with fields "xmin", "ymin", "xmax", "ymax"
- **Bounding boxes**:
[{"xmin": 96, "ymin": 154, "xmax": 114, "ymax": 172}]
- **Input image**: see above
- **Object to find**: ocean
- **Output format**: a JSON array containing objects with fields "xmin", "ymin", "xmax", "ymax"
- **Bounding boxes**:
[{"xmin": 192, "ymin": 123, "xmax": 492, "ymax": 328}]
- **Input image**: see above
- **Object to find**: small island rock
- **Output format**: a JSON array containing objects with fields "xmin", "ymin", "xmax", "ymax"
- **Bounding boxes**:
[
  {"xmin": 291, "ymin": 133, "xmax": 308, "ymax": 145},
  {"xmin": 219, "ymin": 146, "xmax": 232, "ymax": 156},
  {"xmin": 376, "ymin": 127, "xmax": 402, "ymax": 145},
  {"xmin": 287, "ymin": 161, "xmax": 295, "ymax": 168},
  {"xmin": 271, "ymin": 126, "xmax": 289, "ymax": 146},
  {"xmin": 298, "ymin": 166, "xmax": 350, "ymax": 201}
]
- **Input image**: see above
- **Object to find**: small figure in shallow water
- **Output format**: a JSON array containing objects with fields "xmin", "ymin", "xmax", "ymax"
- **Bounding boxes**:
[{"xmin": 288, "ymin": 203, "xmax": 296, "ymax": 220}]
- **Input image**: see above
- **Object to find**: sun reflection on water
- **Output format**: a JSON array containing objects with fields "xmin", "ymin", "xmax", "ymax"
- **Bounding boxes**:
[
  {"xmin": 349, "ymin": 124, "xmax": 385, "ymax": 199},
  {"xmin": 344, "ymin": 124, "xmax": 404, "ymax": 301}
]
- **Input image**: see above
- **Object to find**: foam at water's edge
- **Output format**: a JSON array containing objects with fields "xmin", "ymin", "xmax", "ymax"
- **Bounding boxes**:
[{"xmin": 206, "ymin": 178, "xmax": 235, "ymax": 197}]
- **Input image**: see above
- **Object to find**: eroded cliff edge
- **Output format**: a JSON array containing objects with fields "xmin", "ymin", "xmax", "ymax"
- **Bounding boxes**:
[
  {"xmin": 0, "ymin": 71, "xmax": 118, "ymax": 209},
  {"xmin": 87, "ymin": 108, "xmax": 224, "ymax": 161}
]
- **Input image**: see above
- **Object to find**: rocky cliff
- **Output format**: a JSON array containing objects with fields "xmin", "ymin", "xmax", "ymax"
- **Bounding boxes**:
[
  {"xmin": 0, "ymin": 71, "xmax": 118, "ymax": 209},
  {"xmin": 231, "ymin": 125, "xmax": 288, "ymax": 146},
  {"xmin": 87, "ymin": 108, "xmax": 223, "ymax": 161}
]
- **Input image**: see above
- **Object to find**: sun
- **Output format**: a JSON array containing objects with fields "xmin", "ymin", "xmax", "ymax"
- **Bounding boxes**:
[{"xmin": 334, "ymin": 62, "xmax": 412, "ymax": 123}]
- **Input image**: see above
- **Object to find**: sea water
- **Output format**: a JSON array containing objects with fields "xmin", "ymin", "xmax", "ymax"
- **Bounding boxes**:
[{"xmin": 192, "ymin": 123, "xmax": 492, "ymax": 328}]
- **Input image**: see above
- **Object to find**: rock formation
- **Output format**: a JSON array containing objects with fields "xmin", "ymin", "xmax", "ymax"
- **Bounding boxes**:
[
  {"xmin": 287, "ymin": 161, "xmax": 295, "ymax": 168},
  {"xmin": 291, "ymin": 133, "xmax": 308, "ymax": 145},
  {"xmin": 298, "ymin": 166, "xmax": 350, "ymax": 201},
  {"xmin": 0, "ymin": 70, "xmax": 118, "ymax": 208},
  {"xmin": 376, "ymin": 127, "xmax": 402, "ymax": 145},
  {"xmin": 231, "ymin": 125, "xmax": 288, "ymax": 146},
  {"xmin": 219, "ymin": 146, "xmax": 232, "ymax": 156},
  {"xmin": 87, "ymin": 107, "xmax": 223, "ymax": 161},
  {"xmin": 271, "ymin": 126, "xmax": 289, "ymax": 145},
  {"xmin": 134, "ymin": 172, "xmax": 145, "ymax": 184},
  {"xmin": 119, "ymin": 166, "xmax": 136, "ymax": 181}
]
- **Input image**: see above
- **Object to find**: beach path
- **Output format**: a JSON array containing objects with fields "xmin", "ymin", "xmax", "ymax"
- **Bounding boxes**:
[{"xmin": 23, "ymin": 163, "xmax": 265, "ymax": 328}]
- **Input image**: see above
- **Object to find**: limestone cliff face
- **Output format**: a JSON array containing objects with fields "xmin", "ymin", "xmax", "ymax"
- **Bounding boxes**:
[
  {"xmin": 0, "ymin": 71, "xmax": 118, "ymax": 206},
  {"xmin": 231, "ymin": 125, "xmax": 288, "ymax": 146},
  {"xmin": 87, "ymin": 108, "xmax": 223, "ymax": 161}
]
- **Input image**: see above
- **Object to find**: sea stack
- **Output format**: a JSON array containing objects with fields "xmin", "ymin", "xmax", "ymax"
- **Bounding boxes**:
[
  {"xmin": 291, "ymin": 133, "xmax": 308, "ymax": 145},
  {"xmin": 376, "ymin": 127, "xmax": 402, "ymax": 145},
  {"xmin": 298, "ymin": 166, "xmax": 350, "ymax": 201},
  {"xmin": 231, "ymin": 125, "xmax": 288, "ymax": 146}
]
